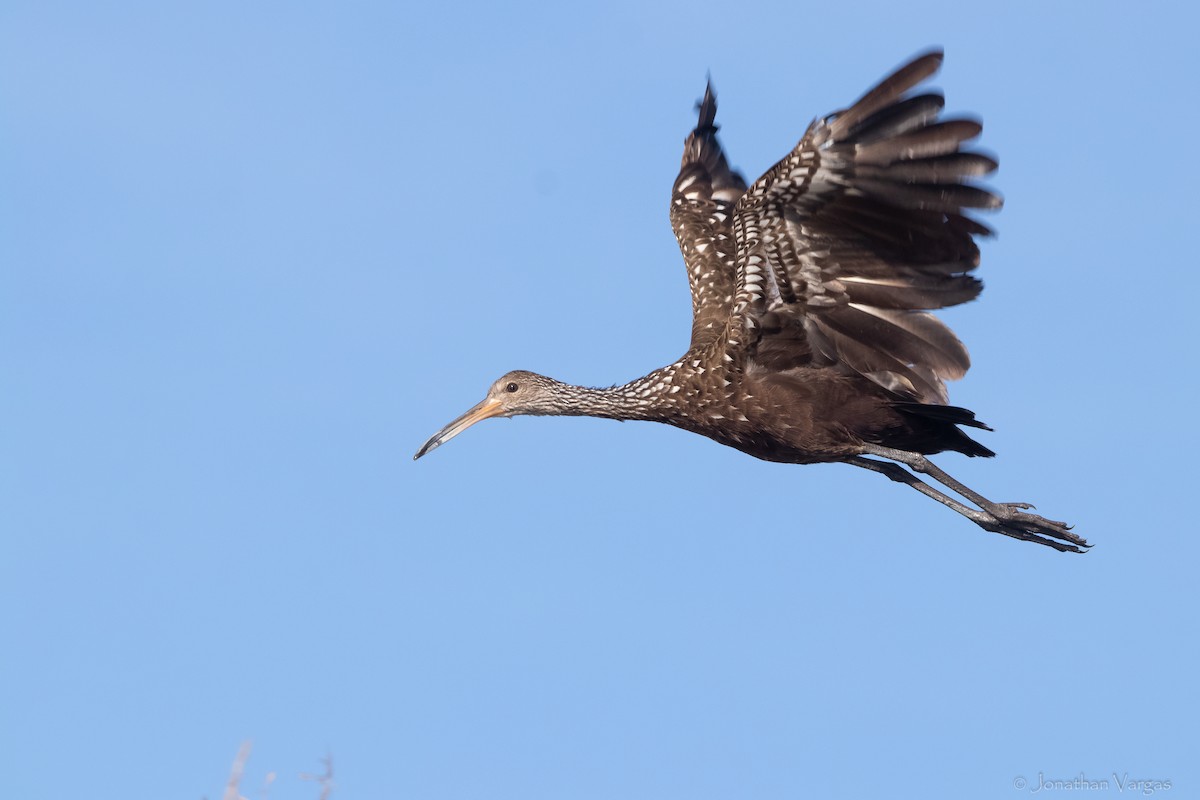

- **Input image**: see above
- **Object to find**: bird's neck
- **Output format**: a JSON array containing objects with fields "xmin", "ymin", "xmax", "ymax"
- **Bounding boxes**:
[{"xmin": 542, "ymin": 374, "xmax": 678, "ymax": 422}]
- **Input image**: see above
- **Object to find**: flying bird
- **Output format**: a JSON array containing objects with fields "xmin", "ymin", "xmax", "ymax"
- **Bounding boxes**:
[{"xmin": 415, "ymin": 50, "xmax": 1086, "ymax": 553}]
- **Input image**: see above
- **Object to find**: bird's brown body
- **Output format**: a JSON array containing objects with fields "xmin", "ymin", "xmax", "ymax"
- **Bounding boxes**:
[
  {"xmin": 701, "ymin": 370, "xmax": 989, "ymax": 465},
  {"xmin": 416, "ymin": 51, "xmax": 1086, "ymax": 553},
  {"xmin": 520, "ymin": 360, "xmax": 989, "ymax": 466}
]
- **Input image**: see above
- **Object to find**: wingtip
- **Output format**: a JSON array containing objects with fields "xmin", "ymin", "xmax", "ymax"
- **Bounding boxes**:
[
  {"xmin": 911, "ymin": 47, "xmax": 945, "ymax": 71},
  {"xmin": 827, "ymin": 49, "xmax": 949, "ymax": 141},
  {"xmin": 695, "ymin": 74, "xmax": 718, "ymax": 131},
  {"xmin": 904, "ymin": 48, "xmax": 946, "ymax": 84}
]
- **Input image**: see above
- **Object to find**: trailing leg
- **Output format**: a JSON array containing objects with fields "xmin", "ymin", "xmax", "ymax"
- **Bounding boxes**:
[{"xmin": 851, "ymin": 448, "xmax": 1088, "ymax": 553}]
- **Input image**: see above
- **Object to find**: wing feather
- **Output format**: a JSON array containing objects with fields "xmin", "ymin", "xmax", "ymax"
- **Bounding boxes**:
[
  {"xmin": 728, "ymin": 50, "xmax": 999, "ymax": 403},
  {"xmin": 855, "ymin": 120, "xmax": 984, "ymax": 164},
  {"xmin": 826, "ymin": 50, "xmax": 946, "ymax": 140},
  {"xmin": 670, "ymin": 82, "xmax": 748, "ymax": 348}
]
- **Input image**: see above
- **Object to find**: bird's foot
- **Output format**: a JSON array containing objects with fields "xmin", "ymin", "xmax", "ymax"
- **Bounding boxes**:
[{"xmin": 977, "ymin": 503, "xmax": 1089, "ymax": 553}]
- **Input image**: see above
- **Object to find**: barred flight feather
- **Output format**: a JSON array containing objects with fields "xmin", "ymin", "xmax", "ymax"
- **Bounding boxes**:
[{"xmin": 683, "ymin": 48, "xmax": 1003, "ymax": 404}]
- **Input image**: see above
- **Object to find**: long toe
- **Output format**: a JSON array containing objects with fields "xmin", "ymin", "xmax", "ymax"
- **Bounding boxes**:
[
  {"xmin": 987, "ymin": 504, "xmax": 1082, "ymax": 541},
  {"xmin": 974, "ymin": 507, "xmax": 1089, "ymax": 552},
  {"xmin": 989, "ymin": 520, "xmax": 1088, "ymax": 553},
  {"xmin": 1009, "ymin": 515, "xmax": 1088, "ymax": 549}
]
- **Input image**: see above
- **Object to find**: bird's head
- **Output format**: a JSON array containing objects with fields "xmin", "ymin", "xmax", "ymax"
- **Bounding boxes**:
[{"xmin": 413, "ymin": 370, "xmax": 568, "ymax": 459}]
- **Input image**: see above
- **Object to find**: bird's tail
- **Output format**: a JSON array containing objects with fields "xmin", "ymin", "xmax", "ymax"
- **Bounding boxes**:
[{"xmin": 892, "ymin": 401, "xmax": 996, "ymax": 458}]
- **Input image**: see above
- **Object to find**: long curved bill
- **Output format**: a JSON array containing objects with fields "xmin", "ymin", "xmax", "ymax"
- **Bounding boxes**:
[{"xmin": 413, "ymin": 397, "xmax": 505, "ymax": 460}]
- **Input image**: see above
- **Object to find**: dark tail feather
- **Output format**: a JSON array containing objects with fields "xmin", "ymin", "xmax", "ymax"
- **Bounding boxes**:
[
  {"xmin": 894, "ymin": 401, "xmax": 991, "ymax": 429},
  {"xmin": 893, "ymin": 401, "xmax": 996, "ymax": 458}
]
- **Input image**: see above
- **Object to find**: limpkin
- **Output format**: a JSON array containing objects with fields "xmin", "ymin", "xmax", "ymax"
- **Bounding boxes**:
[{"xmin": 415, "ymin": 50, "xmax": 1086, "ymax": 553}]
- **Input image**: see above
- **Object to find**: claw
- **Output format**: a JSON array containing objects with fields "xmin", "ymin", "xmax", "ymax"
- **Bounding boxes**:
[
  {"xmin": 987, "ymin": 505, "xmax": 1088, "ymax": 552},
  {"xmin": 976, "ymin": 502, "xmax": 1089, "ymax": 552}
]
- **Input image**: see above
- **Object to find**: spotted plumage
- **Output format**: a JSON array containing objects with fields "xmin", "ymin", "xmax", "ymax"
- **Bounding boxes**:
[{"xmin": 416, "ymin": 50, "xmax": 1086, "ymax": 553}]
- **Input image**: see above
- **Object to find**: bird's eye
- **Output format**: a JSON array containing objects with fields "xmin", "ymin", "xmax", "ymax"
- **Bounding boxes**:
[{"xmin": 505, "ymin": 382, "xmax": 519, "ymax": 393}]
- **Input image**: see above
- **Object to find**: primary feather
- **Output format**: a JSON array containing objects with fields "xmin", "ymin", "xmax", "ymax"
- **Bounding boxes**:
[{"xmin": 671, "ymin": 49, "xmax": 1000, "ymax": 406}]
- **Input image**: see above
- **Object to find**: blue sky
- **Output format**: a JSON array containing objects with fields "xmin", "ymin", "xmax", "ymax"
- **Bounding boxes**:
[{"xmin": 2, "ymin": 1, "xmax": 1197, "ymax": 798}]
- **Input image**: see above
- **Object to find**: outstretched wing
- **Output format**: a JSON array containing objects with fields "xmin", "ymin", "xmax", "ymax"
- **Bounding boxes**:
[
  {"xmin": 730, "ymin": 50, "xmax": 999, "ymax": 403},
  {"xmin": 670, "ymin": 82, "xmax": 748, "ymax": 349}
]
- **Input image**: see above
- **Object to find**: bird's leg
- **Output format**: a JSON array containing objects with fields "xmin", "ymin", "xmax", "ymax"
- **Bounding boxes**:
[
  {"xmin": 845, "ymin": 457, "xmax": 1071, "ymax": 550},
  {"xmin": 847, "ymin": 457, "xmax": 1015, "ymax": 528},
  {"xmin": 860, "ymin": 445, "xmax": 1060, "ymax": 523},
  {"xmin": 851, "ymin": 447, "xmax": 1088, "ymax": 553}
]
